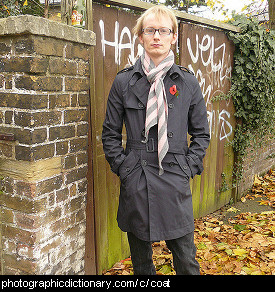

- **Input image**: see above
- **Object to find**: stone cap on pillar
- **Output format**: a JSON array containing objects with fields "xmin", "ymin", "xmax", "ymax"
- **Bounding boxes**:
[{"xmin": 0, "ymin": 14, "xmax": 95, "ymax": 46}]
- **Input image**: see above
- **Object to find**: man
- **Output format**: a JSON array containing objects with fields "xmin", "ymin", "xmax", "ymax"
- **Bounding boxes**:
[{"xmin": 102, "ymin": 5, "xmax": 210, "ymax": 275}]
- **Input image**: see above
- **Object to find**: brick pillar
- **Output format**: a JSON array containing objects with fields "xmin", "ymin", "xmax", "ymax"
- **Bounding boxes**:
[{"xmin": 0, "ymin": 15, "xmax": 95, "ymax": 275}]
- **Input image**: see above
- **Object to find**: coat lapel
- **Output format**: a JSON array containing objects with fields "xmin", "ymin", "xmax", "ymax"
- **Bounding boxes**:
[
  {"xmin": 129, "ymin": 59, "xmax": 150, "ymax": 107},
  {"xmin": 130, "ymin": 75, "xmax": 150, "ymax": 106},
  {"xmin": 165, "ymin": 75, "xmax": 178, "ymax": 102},
  {"xmin": 165, "ymin": 64, "xmax": 183, "ymax": 102}
]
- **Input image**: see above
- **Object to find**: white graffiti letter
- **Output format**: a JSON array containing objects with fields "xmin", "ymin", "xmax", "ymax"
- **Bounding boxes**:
[
  {"xmin": 199, "ymin": 34, "xmax": 211, "ymax": 67},
  {"xmin": 187, "ymin": 34, "xmax": 199, "ymax": 63},
  {"xmin": 219, "ymin": 110, "xmax": 233, "ymax": 141},
  {"xmin": 99, "ymin": 20, "xmax": 119, "ymax": 63}
]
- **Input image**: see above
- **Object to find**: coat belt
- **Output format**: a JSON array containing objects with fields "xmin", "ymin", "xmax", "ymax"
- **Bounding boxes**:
[{"xmin": 126, "ymin": 139, "xmax": 188, "ymax": 155}]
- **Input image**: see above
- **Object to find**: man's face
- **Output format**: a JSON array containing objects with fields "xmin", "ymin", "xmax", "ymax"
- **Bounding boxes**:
[{"xmin": 139, "ymin": 13, "xmax": 177, "ymax": 65}]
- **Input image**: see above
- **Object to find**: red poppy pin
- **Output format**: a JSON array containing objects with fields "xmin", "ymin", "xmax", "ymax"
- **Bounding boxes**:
[{"xmin": 169, "ymin": 85, "xmax": 179, "ymax": 97}]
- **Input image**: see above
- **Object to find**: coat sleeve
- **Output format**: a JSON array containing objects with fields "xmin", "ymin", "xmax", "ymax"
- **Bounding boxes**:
[
  {"xmin": 186, "ymin": 80, "xmax": 210, "ymax": 178},
  {"xmin": 102, "ymin": 75, "xmax": 126, "ymax": 176}
]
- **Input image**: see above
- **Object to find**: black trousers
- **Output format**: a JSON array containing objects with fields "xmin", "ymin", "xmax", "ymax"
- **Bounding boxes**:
[{"xmin": 127, "ymin": 232, "xmax": 200, "ymax": 275}]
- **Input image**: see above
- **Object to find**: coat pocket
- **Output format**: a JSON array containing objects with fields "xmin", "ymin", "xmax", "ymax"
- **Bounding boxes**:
[
  {"xmin": 174, "ymin": 153, "xmax": 192, "ymax": 178},
  {"xmin": 118, "ymin": 150, "xmax": 140, "ymax": 181}
]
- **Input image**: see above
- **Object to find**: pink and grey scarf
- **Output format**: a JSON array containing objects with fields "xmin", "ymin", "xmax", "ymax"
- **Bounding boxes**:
[{"xmin": 141, "ymin": 50, "xmax": 174, "ymax": 175}]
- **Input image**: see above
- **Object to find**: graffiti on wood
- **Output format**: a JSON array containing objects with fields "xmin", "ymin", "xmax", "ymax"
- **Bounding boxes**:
[{"xmin": 185, "ymin": 30, "xmax": 234, "ymax": 142}]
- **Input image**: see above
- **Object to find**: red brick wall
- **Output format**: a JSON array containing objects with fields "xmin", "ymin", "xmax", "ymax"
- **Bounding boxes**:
[
  {"xmin": 238, "ymin": 134, "xmax": 275, "ymax": 195},
  {"xmin": 0, "ymin": 15, "xmax": 95, "ymax": 275}
]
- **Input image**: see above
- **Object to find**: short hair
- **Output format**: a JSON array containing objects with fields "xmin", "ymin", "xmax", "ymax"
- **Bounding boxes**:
[{"xmin": 133, "ymin": 5, "xmax": 178, "ymax": 37}]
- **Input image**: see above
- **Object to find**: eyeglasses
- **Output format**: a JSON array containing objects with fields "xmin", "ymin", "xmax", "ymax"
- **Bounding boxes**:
[{"xmin": 142, "ymin": 27, "xmax": 173, "ymax": 35}]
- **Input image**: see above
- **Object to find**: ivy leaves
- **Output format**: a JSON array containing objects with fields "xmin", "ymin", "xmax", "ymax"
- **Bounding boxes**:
[
  {"xmin": 227, "ymin": 16, "xmax": 274, "ymax": 128},
  {"xmin": 223, "ymin": 15, "xmax": 275, "ymax": 182}
]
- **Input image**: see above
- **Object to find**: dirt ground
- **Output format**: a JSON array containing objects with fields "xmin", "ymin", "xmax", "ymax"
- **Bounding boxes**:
[{"xmin": 103, "ymin": 169, "xmax": 275, "ymax": 275}]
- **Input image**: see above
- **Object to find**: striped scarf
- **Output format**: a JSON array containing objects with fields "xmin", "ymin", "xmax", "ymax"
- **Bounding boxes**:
[{"xmin": 141, "ymin": 50, "xmax": 174, "ymax": 175}]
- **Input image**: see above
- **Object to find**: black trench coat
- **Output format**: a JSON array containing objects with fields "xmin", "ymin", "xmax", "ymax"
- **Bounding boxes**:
[{"xmin": 102, "ymin": 58, "xmax": 210, "ymax": 242}]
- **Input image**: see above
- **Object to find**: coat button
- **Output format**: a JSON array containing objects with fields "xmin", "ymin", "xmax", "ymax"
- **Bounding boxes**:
[
  {"xmin": 168, "ymin": 132, "xmax": 173, "ymax": 138},
  {"xmin": 169, "ymin": 162, "xmax": 175, "ymax": 167},
  {"xmin": 168, "ymin": 103, "xmax": 174, "ymax": 109},
  {"xmin": 141, "ymin": 159, "xmax": 147, "ymax": 166},
  {"xmin": 138, "ymin": 102, "xmax": 144, "ymax": 109},
  {"xmin": 125, "ymin": 167, "xmax": 130, "ymax": 172},
  {"xmin": 183, "ymin": 165, "xmax": 188, "ymax": 170}
]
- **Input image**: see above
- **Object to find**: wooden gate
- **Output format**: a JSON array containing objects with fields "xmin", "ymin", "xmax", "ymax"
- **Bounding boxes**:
[{"xmin": 88, "ymin": 2, "xmax": 236, "ymax": 273}]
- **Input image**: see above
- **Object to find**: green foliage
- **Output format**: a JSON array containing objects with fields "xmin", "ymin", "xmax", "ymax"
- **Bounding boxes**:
[
  {"xmin": 164, "ymin": 0, "xmax": 207, "ymax": 12},
  {"xmin": 0, "ymin": 0, "xmax": 44, "ymax": 18},
  {"xmin": 219, "ymin": 172, "xmax": 230, "ymax": 193},
  {"xmin": 225, "ymin": 14, "xmax": 275, "ymax": 183},
  {"xmin": 0, "ymin": 0, "xmax": 20, "ymax": 17},
  {"xmin": 0, "ymin": 176, "xmax": 4, "ymax": 195}
]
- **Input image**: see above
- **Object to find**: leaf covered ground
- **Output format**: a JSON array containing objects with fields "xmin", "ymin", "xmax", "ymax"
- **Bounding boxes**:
[{"xmin": 103, "ymin": 169, "xmax": 275, "ymax": 275}]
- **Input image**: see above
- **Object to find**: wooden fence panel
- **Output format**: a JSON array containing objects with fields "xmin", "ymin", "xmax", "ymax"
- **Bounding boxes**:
[
  {"xmin": 179, "ymin": 23, "xmax": 236, "ymax": 217},
  {"xmin": 90, "ymin": 4, "xmax": 236, "ymax": 273},
  {"xmin": 91, "ymin": 3, "xmax": 139, "ymax": 273}
]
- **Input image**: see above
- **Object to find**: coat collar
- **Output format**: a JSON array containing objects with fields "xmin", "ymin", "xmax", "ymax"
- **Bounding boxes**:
[
  {"xmin": 130, "ymin": 58, "xmax": 183, "ymax": 80},
  {"xmin": 129, "ymin": 59, "xmax": 149, "ymax": 106}
]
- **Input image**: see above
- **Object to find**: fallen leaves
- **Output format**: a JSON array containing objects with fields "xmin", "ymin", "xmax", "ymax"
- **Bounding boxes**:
[
  {"xmin": 104, "ymin": 242, "xmax": 175, "ymax": 275},
  {"xmin": 226, "ymin": 207, "xmax": 240, "ymax": 213},
  {"xmin": 103, "ymin": 169, "xmax": 275, "ymax": 275},
  {"xmin": 195, "ymin": 170, "xmax": 275, "ymax": 275},
  {"xmin": 248, "ymin": 169, "xmax": 275, "ymax": 208},
  {"xmin": 104, "ymin": 209, "xmax": 275, "ymax": 275},
  {"xmin": 105, "ymin": 257, "xmax": 134, "ymax": 275},
  {"xmin": 194, "ymin": 211, "xmax": 275, "ymax": 275}
]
